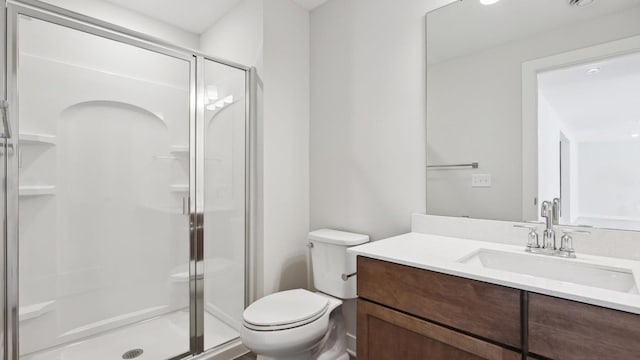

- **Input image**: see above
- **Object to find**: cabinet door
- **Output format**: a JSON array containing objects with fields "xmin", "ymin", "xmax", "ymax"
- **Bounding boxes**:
[
  {"xmin": 529, "ymin": 293, "xmax": 640, "ymax": 360},
  {"xmin": 358, "ymin": 256, "xmax": 522, "ymax": 348},
  {"xmin": 357, "ymin": 299, "xmax": 521, "ymax": 360}
]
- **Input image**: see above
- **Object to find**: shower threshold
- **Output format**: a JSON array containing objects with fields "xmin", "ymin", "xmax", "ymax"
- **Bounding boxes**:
[{"xmin": 20, "ymin": 310, "xmax": 238, "ymax": 360}]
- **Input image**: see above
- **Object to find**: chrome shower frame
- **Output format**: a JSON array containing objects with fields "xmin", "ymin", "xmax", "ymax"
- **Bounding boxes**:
[{"xmin": 1, "ymin": 0, "xmax": 257, "ymax": 358}]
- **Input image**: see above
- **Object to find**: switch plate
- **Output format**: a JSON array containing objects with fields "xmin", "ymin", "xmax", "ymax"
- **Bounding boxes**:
[{"xmin": 472, "ymin": 174, "xmax": 491, "ymax": 188}]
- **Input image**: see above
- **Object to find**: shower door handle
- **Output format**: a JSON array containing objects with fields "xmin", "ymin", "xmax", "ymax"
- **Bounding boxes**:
[{"xmin": 0, "ymin": 100, "xmax": 11, "ymax": 139}]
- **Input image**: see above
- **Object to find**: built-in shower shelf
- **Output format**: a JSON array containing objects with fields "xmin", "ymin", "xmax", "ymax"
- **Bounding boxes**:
[
  {"xmin": 169, "ymin": 258, "xmax": 236, "ymax": 283},
  {"xmin": 170, "ymin": 184, "xmax": 189, "ymax": 192},
  {"xmin": 19, "ymin": 185, "xmax": 56, "ymax": 196},
  {"xmin": 19, "ymin": 300, "xmax": 56, "ymax": 321},
  {"xmin": 169, "ymin": 271, "xmax": 189, "ymax": 282},
  {"xmin": 19, "ymin": 133, "xmax": 57, "ymax": 145}
]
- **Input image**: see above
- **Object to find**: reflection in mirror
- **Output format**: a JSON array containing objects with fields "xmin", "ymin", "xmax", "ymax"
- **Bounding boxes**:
[
  {"xmin": 426, "ymin": 0, "xmax": 640, "ymax": 231},
  {"xmin": 537, "ymin": 50, "xmax": 640, "ymax": 230}
]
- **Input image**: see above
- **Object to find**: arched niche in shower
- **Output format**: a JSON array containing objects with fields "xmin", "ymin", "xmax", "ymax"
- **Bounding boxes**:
[{"xmin": 56, "ymin": 99, "xmax": 174, "ymax": 331}]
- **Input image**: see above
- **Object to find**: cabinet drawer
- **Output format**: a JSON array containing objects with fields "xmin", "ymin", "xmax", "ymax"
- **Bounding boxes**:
[
  {"xmin": 357, "ymin": 256, "xmax": 522, "ymax": 348},
  {"xmin": 529, "ymin": 293, "xmax": 640, "ymax": 360},
  {"xmin": 357, "ymin": 299, "xmax": 521, "ymax": 360}
]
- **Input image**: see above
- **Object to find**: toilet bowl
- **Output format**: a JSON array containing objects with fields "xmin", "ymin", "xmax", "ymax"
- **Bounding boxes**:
[
  {"xmin": 240, "ymin": 229, "xmax": 369, "ymax": 360},
  {"xmin": 240, "ymin": 290, "xmax": 346, "ymax": 360}
]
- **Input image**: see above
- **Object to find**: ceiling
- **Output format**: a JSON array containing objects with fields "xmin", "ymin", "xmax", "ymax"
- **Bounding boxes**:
[
  {"xmin": 292, "ymin": 0, "xmax": 329, "ymax": 10},
  {"xmin": 539, "ymin": 50, "xmax": 640, "ymax": 142},
  {"xmin": 427, "ymin": 0, "xmax": 640, "ymax": 65},
  {"xmin": 104, "ymin": 0, "xmax": 328, "ymax": 35}
]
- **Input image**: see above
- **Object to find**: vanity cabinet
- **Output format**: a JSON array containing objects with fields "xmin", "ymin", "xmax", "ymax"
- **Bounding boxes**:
[
  {"xmin": 528, "ymin": 293, "xmax": 640, "ymax": 360},
  {"xmin": 357, "ymin": 257, "xmax": 522, "ymax": 359},
  {"xmin": 357, "ymin": 256, "xmax": 640, "ymax": 360},
  {"xmin": 357, "ymin": 299, "xmax": 521, "ymax": 360}
]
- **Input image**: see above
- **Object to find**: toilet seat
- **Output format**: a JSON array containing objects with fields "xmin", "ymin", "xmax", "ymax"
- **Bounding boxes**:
[{"xmin": 243, "ymin": 289, "xmax": 330, "ymax": 331}]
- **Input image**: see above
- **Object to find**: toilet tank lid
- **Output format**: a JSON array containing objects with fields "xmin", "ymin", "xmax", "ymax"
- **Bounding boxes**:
[{"xmin": 308, "ymin": 229, "xmax": 369, "ymax": 246}]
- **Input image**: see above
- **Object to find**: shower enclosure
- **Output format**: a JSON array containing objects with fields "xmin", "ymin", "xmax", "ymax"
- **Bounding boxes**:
[{"xmin": 1, "ymin": 1, "xmax": 256, "ymax": 359}]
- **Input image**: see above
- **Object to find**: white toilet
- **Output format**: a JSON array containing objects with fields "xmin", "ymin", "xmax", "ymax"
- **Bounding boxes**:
[{"xmin": 240, "ymin": 229, "xmax": 369, "ymax": 360}]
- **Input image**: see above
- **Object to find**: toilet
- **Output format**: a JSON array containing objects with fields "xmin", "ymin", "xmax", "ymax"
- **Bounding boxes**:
[{"xmin": 240, "ymin": 229, "xmax": 369, "ymax": 360}]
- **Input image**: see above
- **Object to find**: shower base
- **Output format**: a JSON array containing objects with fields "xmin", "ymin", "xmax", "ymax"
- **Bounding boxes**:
[{"xmin": 21, "ymin": 310, "xmax": 238, "ymax": 360}]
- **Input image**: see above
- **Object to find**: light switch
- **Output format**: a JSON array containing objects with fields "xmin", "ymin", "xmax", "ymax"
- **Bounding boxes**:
[{"xmin": 472, "ymin": 174, "xmax": 491, "ymax": 188}]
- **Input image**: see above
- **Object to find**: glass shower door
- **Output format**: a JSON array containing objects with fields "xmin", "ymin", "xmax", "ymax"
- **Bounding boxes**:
[
  {"xmin": 201, "ymin": 58, "xmax": 247, "ymax": 351},
  {"xmin": 15, "ymin": 15, "xmax": 193, "ymax": 360}
]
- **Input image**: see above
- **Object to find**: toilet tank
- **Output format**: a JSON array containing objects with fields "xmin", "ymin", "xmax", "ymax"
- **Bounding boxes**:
[{"xmin": 309, "ymin": 229, "xmax": 369, "ymax": 299}]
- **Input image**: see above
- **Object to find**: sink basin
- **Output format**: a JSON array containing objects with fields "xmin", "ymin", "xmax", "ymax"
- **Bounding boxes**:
[{"xmin": 458, "ymin": 249, "xmax": 639, "ymax": 294}]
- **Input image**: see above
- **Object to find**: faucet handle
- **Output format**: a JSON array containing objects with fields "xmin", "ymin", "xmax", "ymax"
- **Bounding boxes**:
[
  {"xmin": 514, "ymin": 224, "xmax": 540, "ymax": 249},
  {"xmin": 559, "ymin": 229, "xmax": 590, "ymax": 255}
]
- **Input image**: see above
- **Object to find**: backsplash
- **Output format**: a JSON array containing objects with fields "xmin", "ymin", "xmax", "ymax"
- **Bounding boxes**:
[{"xmin": 412, "ymin": 214, "xmax": 640, "ymax": 261}]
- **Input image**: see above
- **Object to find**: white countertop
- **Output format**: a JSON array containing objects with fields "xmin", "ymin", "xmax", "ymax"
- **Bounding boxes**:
[{"xmin": 348, "ymin": 232, "xmax": 640, "ymax": 315}]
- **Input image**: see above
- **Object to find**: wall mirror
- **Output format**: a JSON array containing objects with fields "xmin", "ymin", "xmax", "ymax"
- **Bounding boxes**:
[{"xmin": 426, "ymin": 0, "xmax": 640, "ymax": 231}]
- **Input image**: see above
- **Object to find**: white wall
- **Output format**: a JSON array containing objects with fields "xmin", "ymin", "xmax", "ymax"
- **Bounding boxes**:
[
  {"xmin": 200, "ymin": 0, "xmax": 310, "ymax": 298},
  {"xmin": 199, "ymin": 0, "xmax": 263, "ymax": 71},
  {"xmin": 39, "ymin": 0, "xmax": 199, "ymax": 49},
  {"xmin": 310, "ymin": 0, "xmax": 452, "ymax": 241},
  {"xmin": 577, "ymin": 140, "xmax": 640, "ymax": 230},
  {"xmin": 262, "ymin": 0, "xmax": 310, "ymax": 295},
  {"xmin": 309, "ymin": 0, "xmax": 454, "ymax": 349}
]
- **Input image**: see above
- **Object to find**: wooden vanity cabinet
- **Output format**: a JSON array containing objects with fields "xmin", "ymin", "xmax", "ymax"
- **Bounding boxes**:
[
  {"xmin": 357, "ymin": 299, "xmax": 521, "ymax": 360},
  {"xmin": 357, "ymin": 256, "xmax": 640, "ymax": 360},
  {"xmin": 528, "ymin": 293, "xmax": 640, "ymax": 360},
  {"xmin": 357, "ymin": 256, "xmax": 523, "ymax": 359}
]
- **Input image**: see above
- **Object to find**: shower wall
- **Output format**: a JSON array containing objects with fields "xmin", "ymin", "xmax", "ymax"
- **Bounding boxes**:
[{"xmin": 18, "ymin": 17, "xmax": 191, "ymax": 355}]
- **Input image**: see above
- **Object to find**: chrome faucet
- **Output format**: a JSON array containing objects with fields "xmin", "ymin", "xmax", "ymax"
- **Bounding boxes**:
[
  {"xmin": 515, "ymin": 197, "xmax": 587, "ymax": 258},
  {"xmin": 540, "ymin": 200, "xmax": 555, "ymax": 249},
  {"xmin": 540, "ymin": 197, "xmax": 562, "ymax": 249}
]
